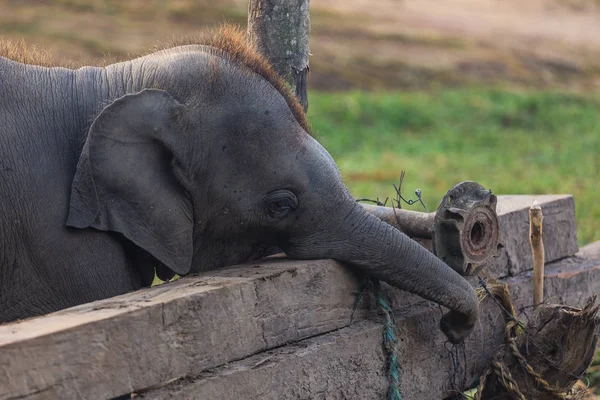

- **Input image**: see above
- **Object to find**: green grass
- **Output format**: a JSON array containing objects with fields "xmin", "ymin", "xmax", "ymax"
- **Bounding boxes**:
[{"xmin": 309, "ymin": 88, "xmax": 600, "ymax": 245}]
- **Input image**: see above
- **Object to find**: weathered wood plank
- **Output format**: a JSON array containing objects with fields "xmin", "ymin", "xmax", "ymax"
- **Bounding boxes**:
[
  {"xmin": 139, "ymin": 321, "xmax": 388, "ymax": 400},
  {"xmin": 0, "ymin": 195, "xmax": 583, "ymax": 400},
  {"xmin": 482, "ymin": 194, "xmax": 578, "ymax": 277},
  {"xmin": 385, "ymin": 195, "xmax": 577, "ymax": 278},
  {"xmin": 0, "ymin": 259, "xmax": 363, "ymax": 400},
  {"xmin": 140, "ymin": 242, "xmax": 600, "ymax": 400}
]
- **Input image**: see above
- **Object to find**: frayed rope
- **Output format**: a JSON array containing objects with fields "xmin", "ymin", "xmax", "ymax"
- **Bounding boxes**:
[{"xmin": 376, "ymin": 284, "xmax": 402, "ymax": 400}]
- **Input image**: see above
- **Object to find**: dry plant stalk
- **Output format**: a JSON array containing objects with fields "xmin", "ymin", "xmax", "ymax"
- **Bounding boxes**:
[{"xmin": 529, "ymin": 202, "xmax": 544, "ymax": 309}]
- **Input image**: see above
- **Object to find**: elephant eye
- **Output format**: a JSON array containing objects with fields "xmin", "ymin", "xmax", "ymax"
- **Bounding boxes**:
[{"xmin": 265, "ymin": 190, "xmax": 298, "ymax": 219}]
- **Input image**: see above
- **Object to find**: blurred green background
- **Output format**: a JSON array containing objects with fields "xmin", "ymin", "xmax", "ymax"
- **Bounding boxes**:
[{"xmin": 0, "ymin": 0, "xmax": 598, "ymax": 244}]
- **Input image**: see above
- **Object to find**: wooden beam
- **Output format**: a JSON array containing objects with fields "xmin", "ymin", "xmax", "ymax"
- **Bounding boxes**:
[
  {"xmin": 368, "ymin": 195, "xmax": 578, "ymax": 278},
  {"xmin": 138, "ymin": 321, "xmax": 388, "ymax": 400},
  {"xmin": 0, "ymin": 196, "xmax": 585, "ymax": 400},
  {"xmin": 139, "ymin": 243, "xmax": 600, "ymax": 400},
  {"xmin": 0, "ymin": 259, "xmax": 362, "ymax": 400},
  {"xmin": 482, "ymin": 194, "xmax": 577, "ymax": 277}
]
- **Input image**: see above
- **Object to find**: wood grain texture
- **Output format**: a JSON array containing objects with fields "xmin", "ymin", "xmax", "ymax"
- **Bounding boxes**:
[
  {"xmin": 0, "ymin": 259, "xmax": 363, "ymax": 400},
  {"xmin": 529, "ymin": 204, "xmax": 545, "ymax": 308},
  {"xmin": 482, "ymin": 195, "xmax": 578, "ymax": 277},
  {"xmin": 0, "ymin": 197, "xmax": 587, "ymax": 400},
  {"xmin": 480, "ymin": 300, "xmax": 598, "ymax": 399},
  {"xmin": 139, "ymin": 321, "xmax": 388, "ymax": 400},
  {"xmin": 140, "ymin": 242, "xmax": 600, "ymax": 400},
  {"xmin": 370, "ymin": 195, "xmax": 577, "ymax": 279}
]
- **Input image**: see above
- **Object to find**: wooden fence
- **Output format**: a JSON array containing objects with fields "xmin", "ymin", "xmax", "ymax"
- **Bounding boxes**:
[{"xmin": 2, "ymin": 194, "xmax": 598, "ymax": 399}]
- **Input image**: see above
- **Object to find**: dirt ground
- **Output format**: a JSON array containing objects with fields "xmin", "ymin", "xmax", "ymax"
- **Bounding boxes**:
[
  {"xmin": 312, "ymin": 0, "xmax": 600, "ymax": 90},
  {"xmin": 1, "ymin": 0, "xmax": 599, "ymax": 91}
]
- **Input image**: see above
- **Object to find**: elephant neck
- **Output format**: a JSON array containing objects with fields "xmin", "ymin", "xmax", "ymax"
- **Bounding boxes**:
[
  {"xmin": 0, "ymin": 59, "xmax": 107, "ymax": 158},
  {"xmin": 75, "ymin": 60, "xmax": 147, "ymax": 126},
  {"xmin": 72, "ymin": 59, "xmax": 157, "ymax": 146}
]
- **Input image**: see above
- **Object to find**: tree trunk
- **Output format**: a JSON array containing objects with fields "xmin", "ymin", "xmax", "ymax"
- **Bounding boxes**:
[{"xmin": 247, "ymin": 0, "xmax": 310, "ymax": 112}]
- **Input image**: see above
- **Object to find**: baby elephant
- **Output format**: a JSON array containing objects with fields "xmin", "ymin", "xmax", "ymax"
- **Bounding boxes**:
[{"xmin": 0, "ymin": 27, "xmax": 478, "ymax": 343}]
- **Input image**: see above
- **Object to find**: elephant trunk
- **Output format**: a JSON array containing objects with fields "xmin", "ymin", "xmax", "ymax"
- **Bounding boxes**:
[{"xmin": 290, "ymin": 202, "xmax": 479, "ymax": 343}]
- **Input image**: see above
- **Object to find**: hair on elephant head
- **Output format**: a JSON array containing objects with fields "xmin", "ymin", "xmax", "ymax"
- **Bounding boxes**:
[{"xmin": 0, "ymin": 26, "xmax": 477, "ymax": 342}]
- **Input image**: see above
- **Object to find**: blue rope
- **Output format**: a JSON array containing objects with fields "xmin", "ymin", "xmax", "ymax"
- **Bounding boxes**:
[{"xmin": 377, "ymin": 290, "xmax": 402, "ymax": 400}]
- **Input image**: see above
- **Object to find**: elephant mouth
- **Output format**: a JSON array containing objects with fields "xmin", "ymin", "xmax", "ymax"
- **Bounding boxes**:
[{"xmin": 243, "ymin": 244, "xmax": 283, "ymax": 263}]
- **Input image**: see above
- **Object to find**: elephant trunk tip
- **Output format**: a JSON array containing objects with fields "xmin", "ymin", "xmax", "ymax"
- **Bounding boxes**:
[
  {"xmin": 440, "ymin": 310, "xmax": 477, "ymax": 344},
  {"xmin": 440, "ymin": 288, "xmax": 480, "ymax": 344}
]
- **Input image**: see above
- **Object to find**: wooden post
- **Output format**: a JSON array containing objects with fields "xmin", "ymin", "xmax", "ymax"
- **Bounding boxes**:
[
  {"xmin": 247, "ymin": 0, "xmax": 310, "ymax": 112},
  {"xmin": 529, "ymin": 202, "xmax": 544, "ymax": 309}
]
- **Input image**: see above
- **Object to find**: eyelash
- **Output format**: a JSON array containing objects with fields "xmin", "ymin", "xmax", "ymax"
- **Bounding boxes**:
[
  {"xmin": 275, "ymin": 199, "xmax": 292, "ymax": 209},
  {"xmin": 266, "ymin": 190, "xmax": 298, "ymax": 218}
]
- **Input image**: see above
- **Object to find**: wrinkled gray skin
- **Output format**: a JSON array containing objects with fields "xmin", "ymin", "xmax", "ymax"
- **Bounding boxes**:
[{"xmin": 0, "ymin": 45, "xmax": 478, "ymax": 343}]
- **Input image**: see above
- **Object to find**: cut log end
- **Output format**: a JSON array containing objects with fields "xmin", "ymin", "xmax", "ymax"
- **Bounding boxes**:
[{"xmin": 480, "ymin": 297, "xmax": 600, "ymax": 399}]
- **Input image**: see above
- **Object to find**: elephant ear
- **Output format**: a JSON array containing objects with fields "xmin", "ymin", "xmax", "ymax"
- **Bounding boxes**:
[{"xmin": 67, "ymin": 88, "xmax": 194, "ymax": 276}]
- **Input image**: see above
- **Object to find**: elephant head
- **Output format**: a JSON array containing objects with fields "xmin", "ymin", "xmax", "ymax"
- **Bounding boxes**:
[{"xmin": 66, "ymin": 27, "xmax": 478, "ymax": 343}]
